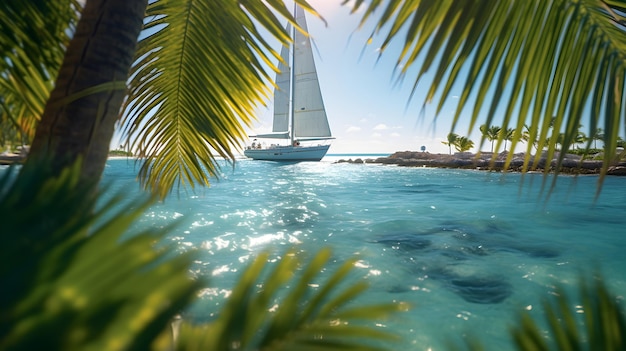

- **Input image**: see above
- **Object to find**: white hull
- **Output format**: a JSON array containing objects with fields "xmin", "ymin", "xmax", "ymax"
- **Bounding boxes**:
[{"xmin": 244, "ymin": 144, "xmax": 330, "ymax": 161}]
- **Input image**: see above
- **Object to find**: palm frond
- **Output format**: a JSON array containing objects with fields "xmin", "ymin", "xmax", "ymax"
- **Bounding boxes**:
[
  {"xmin": 511, "ymin": 277, "xmax": 626, "ymax": 351},
  {"xmin": 0, "ymin": 158, "xmax": 202, "ymax": 350},
  {"xmin": 176, "ymin": 248, "xmax": 407, "ymax": 351},
  {"xmin": 121, "ymin": 0, "xmax": 320, "ymax": 197},
  {"xmin": 0, "ymin": 0, "xmax": 81, "ymax": 143},
  {"xmin": 351, "ymin": 0, "xmax": 626, "ymax": 180}
]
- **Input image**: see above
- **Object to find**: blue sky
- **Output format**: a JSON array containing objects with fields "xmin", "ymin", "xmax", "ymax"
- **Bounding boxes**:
[
  {"xmin": 246, "ymin": 0, "xmax": 479, "ymax": 155},
  {"xmin": 109, "ymin": 1, "xmax": 531, "ymax": 155},
  {"xmin": 110, "ymin": 1, "xmax": 619, "ymax": 156}
]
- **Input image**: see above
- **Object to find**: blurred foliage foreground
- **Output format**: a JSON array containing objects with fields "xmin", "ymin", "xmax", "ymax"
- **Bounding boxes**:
[{"xmin": 1, "ymin": 160, "xmax": 625, "ymax": 350}]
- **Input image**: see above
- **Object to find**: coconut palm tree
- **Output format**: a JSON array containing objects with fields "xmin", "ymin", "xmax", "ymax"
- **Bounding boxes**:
[
  {"xmin": 23, "ymin": 0, "xmax": 148, "ymax": 188},
  {"xmin": 453, "ymin": 136, "xmax": 474, "ymax": 153},
  {"xmin": 574, "ymin": 131, "xmax": 587, "ymax": 150},
  {"xmin": 521, "ymin": 124, "xmax": 540, "ymax": 154},
  {"xmin": 555, "ymin": 132, "xmax": 566, "ymax": 151},
  {"xmin": 442, "ymin": 132, "xmax": 459, "ymax": 154},
  {"xmin": 479, "ymin": 124, "xmax": 501, "ymax": 153},
  {"xmin": 591, "ymin": 128, "xmax": 605, "ymax": 150},
  {"xmin": 500, "ymin": 127, "xmax": 515, "ymax": 152}
]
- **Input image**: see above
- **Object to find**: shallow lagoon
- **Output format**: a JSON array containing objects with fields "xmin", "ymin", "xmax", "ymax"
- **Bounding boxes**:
[{"xmin": 103, "ymin": 156, "xmax": 626, "ymax": 350}]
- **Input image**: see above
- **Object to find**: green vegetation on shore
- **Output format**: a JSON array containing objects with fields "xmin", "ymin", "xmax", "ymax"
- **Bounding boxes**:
[{"xmin": 108, "ymin": 149, "xmax": 134, "ymax": 157}]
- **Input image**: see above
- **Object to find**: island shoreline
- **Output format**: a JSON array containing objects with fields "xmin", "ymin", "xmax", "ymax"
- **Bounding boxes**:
[{"xmin": 335, "ymin": 151, "xmax": 626, "ymax": 176}]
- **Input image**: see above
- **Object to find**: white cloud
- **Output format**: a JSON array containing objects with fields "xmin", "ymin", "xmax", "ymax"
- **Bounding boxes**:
[
  {"xmin": 373, "ymin": 124, "xmax": 388, "ymax": 130},
  {"xmin": 390, "ymin": 132, "xmax": 400, "ymax": 137},
  {"xmin": 371, "ymin": 132, "xmax": 382, "ymax": 138},
  {"xmin": 346, "ymin": 126, "xmax": 361, "ymax": 133}
]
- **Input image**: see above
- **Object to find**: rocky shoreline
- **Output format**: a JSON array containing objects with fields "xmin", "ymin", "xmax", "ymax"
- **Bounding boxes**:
[{"xmin": 335, "ymin": 151, "xmax": 626, "ymax": 176}]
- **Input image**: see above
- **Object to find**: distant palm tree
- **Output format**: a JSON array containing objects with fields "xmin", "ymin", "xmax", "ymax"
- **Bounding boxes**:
[
  {"xmin": 573, "ymin": 131, "xmax": 587, "ymax": 150},
  {"xmin": 556, "ymin": 133, "xmax": 566, "ymax": 151},
  {"xmin": 454, "ymin": 136, "xmax": 474, "ymax": 153},
  {"xmin": 521, "ymin": 124, "xmax": 539, "ymax": 153},
  {"xmin": 591, "ymin": 128, "xmax": 605, "ymax": 149},
  {"xmin": 500, "ymin": 128, "xmax": 515, "ymax": 151},
  {"xmin": 479, "ymin": 124, "xmax": 501, "ymax": 153},
  {"xmin": 442, "ymin": 132, "xmax": 459, "ymax": 154}
]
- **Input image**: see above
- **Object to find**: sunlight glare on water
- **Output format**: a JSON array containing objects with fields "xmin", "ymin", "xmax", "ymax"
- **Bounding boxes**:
[{"xmin": 101, "ymin": 157, "xmax": 626, "ymax": 350}]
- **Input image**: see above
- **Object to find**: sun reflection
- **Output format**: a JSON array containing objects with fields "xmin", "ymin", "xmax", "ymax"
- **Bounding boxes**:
[
  {"xmin": 214, "ymin": 236, "xmax": 231, "ymax": 250},
  {"xmin": 197, "ymin": 288, "xmax": 232, "ymax": 299},
  {"xmin": 211, "ymin": 265, "xmax": 231, "ymax": 276},
  {"xmin": 354, "ymin": 260, "xmax": 369, "ymax": 269},
  {"xmin": 246, "ymin": 233, "xmax": 285, "ymax": 249},
  {"xmin": 456, "ymin": 311, "xmax": 472, "ymax": 321}
]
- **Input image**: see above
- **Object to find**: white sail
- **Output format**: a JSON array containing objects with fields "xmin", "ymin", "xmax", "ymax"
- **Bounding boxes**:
[
  {"xmin": 272, "ymin": 23, "xmax": 291, "ymax": 134},
  {"xmin": 292, "ymin": 5, "xmax": 332, "ymax": 139},
  {"xmin": 244, "ymin": 4, "xmax": 332, "ymax": 161}
]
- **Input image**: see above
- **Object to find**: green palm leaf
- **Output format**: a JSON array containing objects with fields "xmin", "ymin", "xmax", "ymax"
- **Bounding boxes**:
[
  {"xmin": 0, "ymin": 159, "xmax": 202, "ymax": 350},
  {"xmin": 175, "ymin": 248, "xmax": 407, "ymax": 351},
  {"xmin": 0, "ymin": 0, "xmax": 80, "ymax": 143},
  {"xmin": 351, "ymin": 0, "xmax": 626, "ymax": 179},
  {"xmin": 511, "ymin": 277, "xmax": 626, "ymax": 351},
  {"xmin": 121, "ymin": 0, "xmax": 318, "ymax": 197}
]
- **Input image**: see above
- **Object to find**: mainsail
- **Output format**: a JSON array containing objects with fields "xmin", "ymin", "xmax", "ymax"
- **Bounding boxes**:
[
  {"xmin": 272, "ymin": 23, "xmax": 291, "ymax": 135},
  {"xmin": 292, "ymin": 5, "xmax": 332, "ymax": 140}
]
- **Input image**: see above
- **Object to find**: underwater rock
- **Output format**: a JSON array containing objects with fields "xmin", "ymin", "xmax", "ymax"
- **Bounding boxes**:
[
  {"xmin": 445, "ymin": 276, "xmax": 513, "ymax": 304},
  {"xmin": 387, "ymin": 285, "xmax": 411, "ymax": 293},
  {"xmin": 370, "ymin": 219, "xmax": 559, "ymax": 304},
  {"xmin": 440, "ymin": 245, "xmax": 490, "ymax": 260},
  {"xmin": 373, "ymin": 233, "xmax": 433, "ymax": 252},
  {"xmin": 510, "ymin": 245, "xmax": 560, "ymax": 258}
]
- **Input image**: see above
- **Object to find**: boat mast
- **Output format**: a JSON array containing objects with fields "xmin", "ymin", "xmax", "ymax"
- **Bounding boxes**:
[{"xmin": 289, "ymin": 2, "xmax": 296, "ymax": 145}]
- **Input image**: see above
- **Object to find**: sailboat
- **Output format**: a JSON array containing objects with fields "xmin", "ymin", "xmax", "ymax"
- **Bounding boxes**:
[{"xmin": 244, "ymin": 4, "xmax": 333, "ymax": 161}]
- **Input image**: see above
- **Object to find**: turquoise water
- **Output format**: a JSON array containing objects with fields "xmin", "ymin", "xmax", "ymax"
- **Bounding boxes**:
[{"xmin": 102, "ymin": 156, "xmax": 626, "ymax": 350}]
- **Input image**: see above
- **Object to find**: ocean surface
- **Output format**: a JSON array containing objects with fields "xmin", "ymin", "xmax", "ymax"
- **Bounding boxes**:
[{"xmin": 100, "ymin": 154, "xmax": 626, "ymax": 350}]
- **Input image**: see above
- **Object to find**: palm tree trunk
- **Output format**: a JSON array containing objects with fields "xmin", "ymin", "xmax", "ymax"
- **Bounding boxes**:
[{"xmin": 25, "ymin": 0, "xmax": 147, "ymax": 187}]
